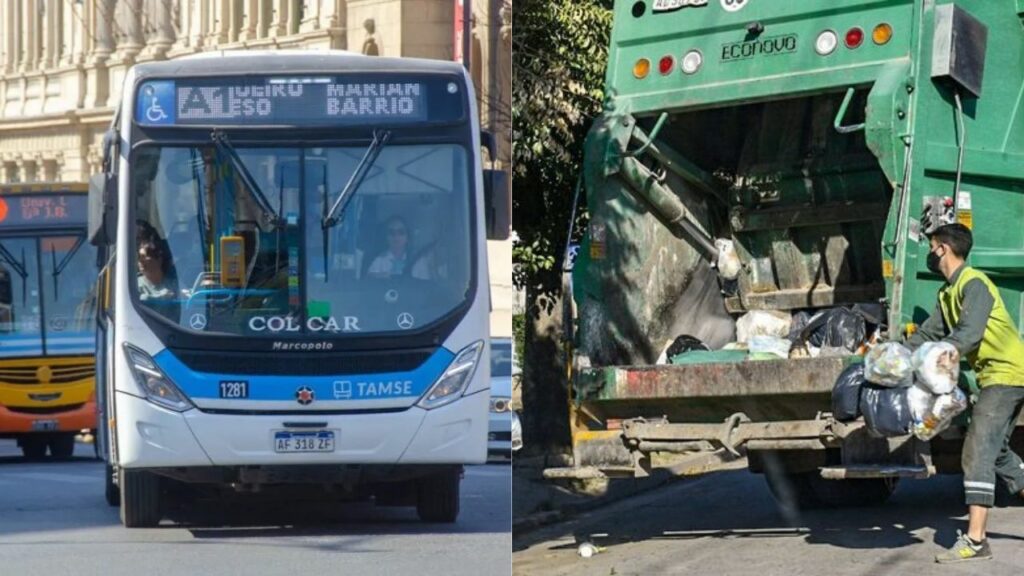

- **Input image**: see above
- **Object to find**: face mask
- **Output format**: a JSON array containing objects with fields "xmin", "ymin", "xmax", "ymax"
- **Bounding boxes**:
[{"xmin": 927, "ymin": 248, "xmax": 943, "ymax": 274}]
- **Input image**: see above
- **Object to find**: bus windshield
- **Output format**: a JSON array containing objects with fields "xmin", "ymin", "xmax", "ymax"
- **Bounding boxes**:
[
  {"xmin": 0, "ymin": 234, "xmax": 96, "ymax": 357},
  {"xmin": 132, "ymin": 143, "xmax": 472, "ymax": 337}
]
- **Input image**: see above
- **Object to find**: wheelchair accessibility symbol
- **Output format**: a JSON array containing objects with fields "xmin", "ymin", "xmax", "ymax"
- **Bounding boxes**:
[{"xmin": 144, "ymin": 86, "xmax": 168, "ymax": 122}]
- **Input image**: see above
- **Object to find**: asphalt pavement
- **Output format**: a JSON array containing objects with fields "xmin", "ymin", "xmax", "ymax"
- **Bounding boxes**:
[
  {"xmin": 513, "ymin": 468, "xmax": 1024, "ymax": 575},
  {"xmin": 0, "ymin": 439, "xmax": 511, "ymax": 576}
]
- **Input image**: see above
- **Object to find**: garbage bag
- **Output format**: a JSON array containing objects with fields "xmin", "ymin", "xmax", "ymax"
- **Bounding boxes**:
[
  {"xmin": 748, "ymin": 335, "xmax": 792, "ymax": 359},
  {"xmin": 715, "ymin": 238, "xmax": 742, "ymax": 281},
  {"xmin": 666, "ymin": 335, "xmax": 710, "ymax": 358},
  {"xmin": 832, "ymin": 363, "xmax": 865, "ymax": 422},
  {"xmin": 860, "ymin": 383, "xmax": 914, "ymax": 437},
  {"xmin": 906, "ymin": 385, "xmax": 934, "ymax": 422},
  {"xmin": 864, "ymin": 342, "xmax": 913, "ymax": 387},
  {"xmin": 796, "ymin": 307, "xmax": 867, "ymax": 353},
  {"xmin": 912, "ymin": 388, "xmax": 968, "ymax": 441},
  {"xmin": 736, "ymin": 310, "xmax": 791, "ymax": 343},
  {"xmin": 912, "ymin": 342, "xmax": 960, "ymax": 395}
]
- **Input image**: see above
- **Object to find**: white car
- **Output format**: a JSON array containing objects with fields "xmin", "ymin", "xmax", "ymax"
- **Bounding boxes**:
[{"xmin": 488, "ymin": 338, "xmax": 513, "ymax": 458}]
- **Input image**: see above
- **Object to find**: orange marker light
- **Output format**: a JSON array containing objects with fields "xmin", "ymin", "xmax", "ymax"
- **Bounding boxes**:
[
  {"xmin": 633, "ymin": 58, "xmax": 651, "ymax": 79},
  {"xmin": 873, "ymin": 23, "xmax": 893, "ymax": 45}
]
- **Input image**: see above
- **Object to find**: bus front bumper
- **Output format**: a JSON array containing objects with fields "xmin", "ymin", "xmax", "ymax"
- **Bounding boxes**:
[
  {"xmin": 0, "ymin": 399, "xmax": 96, "ymax": 435},
  {"xmin": 115, "ymin": 389, "xmax": 488, "ymax": 469}
]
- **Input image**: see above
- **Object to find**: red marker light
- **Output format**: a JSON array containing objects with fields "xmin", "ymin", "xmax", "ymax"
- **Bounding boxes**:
[
  {"xmin": 659, "ymin": 56, "xmax": 674, "ymax": 75},
  {"xmin": 845, "ymin": 27, "xmax": 864, "ymax": 48}
]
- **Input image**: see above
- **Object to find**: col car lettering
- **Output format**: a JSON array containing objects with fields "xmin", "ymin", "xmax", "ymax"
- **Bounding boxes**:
[{"xmin": 248, "ymin": 315, "xmax": 360, "ymax": 332}]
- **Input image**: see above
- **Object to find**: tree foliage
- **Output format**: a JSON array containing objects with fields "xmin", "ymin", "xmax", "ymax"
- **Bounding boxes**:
[{"xmin": 512, "ymin": 0, "xmax": 612, "ymax": 304}]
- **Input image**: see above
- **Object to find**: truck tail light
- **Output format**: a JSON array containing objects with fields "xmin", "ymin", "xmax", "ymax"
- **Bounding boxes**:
[
  {"xmin": 681, "ymin": 50, "xmax": 703, "ymax": 75},
  {"xmin": 845, "ymin": 27, "xmax": 864, "ymax": 49},
  {"xmin": 633, "ymin": 58, "xmax": 650, "ymax": 79},
  {"xmin": 815, "ymin": 30, "xmax": 838, "ymax": 55},
  {"xmin": 873, "ymin": 23, "xmax": 893, "ymax": 45},
  {"xmin": 658, "ymin": 56, "xmax": 674, "ymax": 75}
]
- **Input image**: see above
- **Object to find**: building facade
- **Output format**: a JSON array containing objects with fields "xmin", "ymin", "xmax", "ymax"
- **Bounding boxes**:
[{"xmin": 0, "ymin": 0, "xmax": 511, "ymax": 336}]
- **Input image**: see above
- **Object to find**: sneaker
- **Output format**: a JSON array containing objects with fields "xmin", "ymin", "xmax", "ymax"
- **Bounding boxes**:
[{"xmin": 935, "ymin": 531, "xmax": 993, "ymax": 563}]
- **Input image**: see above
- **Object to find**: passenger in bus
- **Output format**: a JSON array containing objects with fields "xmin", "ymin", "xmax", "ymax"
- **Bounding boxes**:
[
  {"xmin": 136, "ymin": 221, "xmax": 179, "ymax": 301},
  {"xmin": 367, "ymin": 216, "xmax": 432, "ymax": 280}
]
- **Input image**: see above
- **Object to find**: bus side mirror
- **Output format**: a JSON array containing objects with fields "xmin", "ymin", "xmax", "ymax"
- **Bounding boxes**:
[
  {"xmin": 88, "ymin": 173, "xmax": 117, "ymax": 247},
  {"xmin": 484, "ymin": 169, "xmax": 510, "ymax": 241}
]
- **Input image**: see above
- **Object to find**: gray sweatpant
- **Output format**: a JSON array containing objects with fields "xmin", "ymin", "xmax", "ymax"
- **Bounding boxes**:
[{"xmin": 962, "ymin": 385, "xmax": 1024, "ymax": 507}]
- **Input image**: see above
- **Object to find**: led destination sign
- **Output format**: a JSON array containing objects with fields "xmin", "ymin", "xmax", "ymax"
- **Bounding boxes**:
[
  {"xmin": 136, "ymin": 75, "xmax": 464, "ymax": 126},
  {"xmin": 0, "ymin": 194, "xmax": 87, "ymax": 228}
]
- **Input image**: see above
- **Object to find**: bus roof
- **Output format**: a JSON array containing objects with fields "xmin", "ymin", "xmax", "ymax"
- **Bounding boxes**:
[{"xmin": 131, "ymin": 50, "xmax": 467, "ymax": 81}]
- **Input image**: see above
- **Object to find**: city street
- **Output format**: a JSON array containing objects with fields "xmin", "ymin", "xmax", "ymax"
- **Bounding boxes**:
[
  {"xmin": 514, "ymin": 469, "xmax": 1024, "ymax": 576},
  {"xmin": 0, "ymin": 440, "xmax": 511, "ymax": 576}
]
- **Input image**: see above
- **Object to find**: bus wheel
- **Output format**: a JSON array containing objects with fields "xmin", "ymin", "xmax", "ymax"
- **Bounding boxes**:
[
  {"xmin": 416, "ymin": 468, "xmax": 460, "ymax": 523},
  {"xmin": 119, "ymin": 469, "xmax": 162, "ymax": 527},
  {"xmin": 48, "ymin": 433, "xmax": 76, "ymax": 459},
  {"xmin": 20, "ymin": 437, "xmax": 48, "ymax": 460},
  {"xmin": 105, "ymin": 464, "xmax": 120, "ymax": 507}
]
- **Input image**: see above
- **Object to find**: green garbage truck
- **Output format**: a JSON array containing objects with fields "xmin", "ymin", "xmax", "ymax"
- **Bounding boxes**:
[{"xmin": 549, "ymin": 0, "xmax": 1024, "ymax": 508}]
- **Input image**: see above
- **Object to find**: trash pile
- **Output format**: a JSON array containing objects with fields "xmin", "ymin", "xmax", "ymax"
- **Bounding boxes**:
[
  {"xmin": 662, "ymin": 304, "xmax": 884, "ymax": 364},
  {"xmin": 831, "ymin": 341, "xmax": 968, "ymax": 440}
]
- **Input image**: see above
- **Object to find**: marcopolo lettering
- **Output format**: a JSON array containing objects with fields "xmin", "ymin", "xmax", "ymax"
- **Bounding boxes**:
[
  {"xmin": 720, "ymin": 34, "xmax": 798, "ymax": 62},
  {"xmin": 250, "ymin": 315, "xmax": 360, "ymax": 333},
  {"xmin": 271, "ymin": 341, "xmax": 335, "ymax": 351}
]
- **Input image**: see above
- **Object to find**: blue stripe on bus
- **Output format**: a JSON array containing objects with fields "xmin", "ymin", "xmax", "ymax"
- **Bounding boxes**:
[{"xmin": 153, "ymin": 347, "xmax": 455, "ymax": 402}]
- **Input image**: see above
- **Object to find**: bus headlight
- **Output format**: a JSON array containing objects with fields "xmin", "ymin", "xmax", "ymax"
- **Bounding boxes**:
[
  {"xmin": 417, "ymin": 341, "xmax": 484, "ymax": 410},
  {"xmin": 123, "ymin": 345, "xmax": 193, "ymax": 412},
  {"xmin": 490, "ymin": 397, "xmax": 511, "ymax": 413}
]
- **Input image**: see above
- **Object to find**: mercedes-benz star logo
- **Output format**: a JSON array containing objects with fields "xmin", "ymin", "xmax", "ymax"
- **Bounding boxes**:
[
  {"xmin": 295, "ymin": 386, "xmax": 315, "ymax": 405},
  {"xmin": 396, "ymin": 312, "xmax": 415, "ymax": 330},
  {"xmin": 189, "ymin": 313, "xmax": 207, "ymax": 331}
]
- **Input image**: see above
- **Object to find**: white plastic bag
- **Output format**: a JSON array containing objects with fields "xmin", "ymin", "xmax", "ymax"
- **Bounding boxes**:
[
  {"xmin": 715, "ymin": 238, "xmax": 742, "ymax": 281},
  {"xmin": 912, "ymin": 388, "xmax": 968, "ymax": 441},
  {"xmin": 735, "ymin": 310, "xmax": 791, "ymax": 343},
  {"xmin": 906, "ymin": 385, "xmax": 934, "ymax": 422},
  {"xmin": 912, "ymin": 342, "xmax": 960, "ymax": 395},
  {"xmin": 748, "ymin": 335, "xmax": 792, "ymax": 359},
  {"xmin": 864, "ymin": 342, "xmax": 914, "ymax": 387}
]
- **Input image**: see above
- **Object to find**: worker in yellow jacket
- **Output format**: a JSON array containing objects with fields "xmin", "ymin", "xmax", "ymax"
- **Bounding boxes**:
[{"xmin": 907, "ymin": 223, "xmax": 1024, "ymax": 563}]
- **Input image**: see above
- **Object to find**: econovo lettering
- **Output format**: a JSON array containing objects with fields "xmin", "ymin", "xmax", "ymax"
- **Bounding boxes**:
[{"xmin": 249, "ymin": 315, "xmax": 360, "ymax": 332}]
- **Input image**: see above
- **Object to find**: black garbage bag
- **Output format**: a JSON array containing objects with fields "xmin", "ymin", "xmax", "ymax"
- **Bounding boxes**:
[
  {"xmin": 859, "ymin": 383, "xmax": 913, "ymax": 437},
  {"xmin": 832, "ymin": 363, "xmax": 865, "ymax": 422},
  {"xmin": 665, "ymin": 335, "xmax": 710, "ymax": 360},
  {"xmin": 796, "ymin": 307, "xmax": 867, "ymax": 352}
]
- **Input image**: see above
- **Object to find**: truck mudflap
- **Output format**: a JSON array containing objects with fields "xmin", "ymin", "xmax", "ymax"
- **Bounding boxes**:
[{"xmin": 546, "ymin": 412, "xmax": 937, "ymax": 482}]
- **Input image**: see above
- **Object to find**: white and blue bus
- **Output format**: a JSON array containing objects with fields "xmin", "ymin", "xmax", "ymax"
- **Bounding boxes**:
[{"xmin": 88, "ymin": 51, "xmax": 510, "ymax": 527}]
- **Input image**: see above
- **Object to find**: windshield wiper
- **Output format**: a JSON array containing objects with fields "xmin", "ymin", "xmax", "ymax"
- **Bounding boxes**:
[
  {"xmin": 211, "ymin": 130, "xmax": 281, "ymax": 228},
  {"xmin": 322, "ymin": 130, "xmax": 391, "ymax": 230},
  {"xmin": 0, "ymin": 243, "xmax": 28, "ymax": 304},
  {"xmin": 49, "ymin": 235, "xmax": 86, "ymax": 301}
]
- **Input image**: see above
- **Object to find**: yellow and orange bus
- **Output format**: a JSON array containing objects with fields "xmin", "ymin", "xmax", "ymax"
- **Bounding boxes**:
[{"xmin": 0, "ymin": 183, "xmax": 96, "ymax": 458}]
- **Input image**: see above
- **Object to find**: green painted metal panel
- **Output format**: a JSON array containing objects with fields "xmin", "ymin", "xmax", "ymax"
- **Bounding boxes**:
[{"xmin": 607, "ymin": 0, "xmax": 915, "ymax": 114}]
